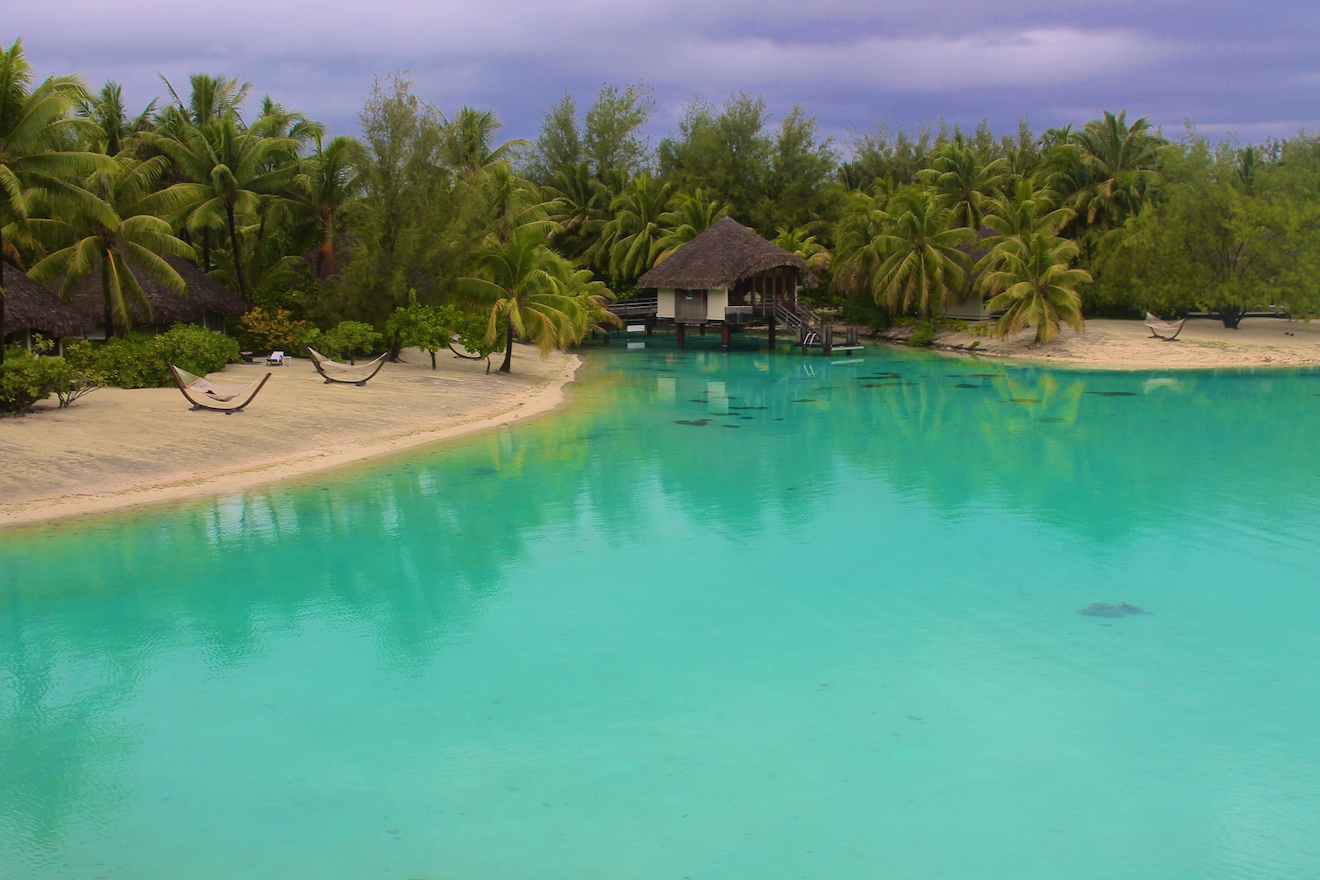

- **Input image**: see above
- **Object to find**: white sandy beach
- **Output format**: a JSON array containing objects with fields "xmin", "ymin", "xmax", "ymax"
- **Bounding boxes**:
[
  {"xmin": 0, "ymin": 346, "xmax": 578, "ymax": 528},
  {"xmin": 885, "ymin": 316, "xmax": 1320, "ymax": 370}
]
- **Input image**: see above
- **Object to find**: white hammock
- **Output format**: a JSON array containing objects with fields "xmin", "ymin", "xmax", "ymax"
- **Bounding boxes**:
[
  {"xmin": 1144, "ymin": 312, "xmax": 1187, "ymax": 341},
  {"xmin": 168, "ymin": 364, "xmax": 271, "ymax": 413},
  {"xmin": 306, "ymin": 347, "xmax": 387, "ymax": 385}
]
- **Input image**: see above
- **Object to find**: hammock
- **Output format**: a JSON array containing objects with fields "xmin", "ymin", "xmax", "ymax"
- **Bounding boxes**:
[
  {"xmin": 168, "ymin": 363, "xmax": 271, "ymax": 414},
  {"xmin": 1144, "ymin": 312, "xmax": 1187, "ymax": 341},
  {"xmin": 306, "ymin": 347, "xmax": 387, "ymax": 386}
]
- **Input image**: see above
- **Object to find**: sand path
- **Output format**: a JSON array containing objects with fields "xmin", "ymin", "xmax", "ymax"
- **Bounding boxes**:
[{"xmin": 0, "ymin": 346, "xmax": 578, "ymax": 528}]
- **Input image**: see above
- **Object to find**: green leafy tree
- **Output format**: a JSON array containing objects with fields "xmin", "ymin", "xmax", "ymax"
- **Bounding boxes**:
[
  {"xmin": 142, "ymin": 118, "xmax": 298, "ymax": 298},
  {"xmin": 78, "ymin": 81, "xmax": 156, "ymax": 155},
  {"xmin": 524, "ymin": 92, "xmax": 583, "ymax": 185},
  {"xmin": 976, "ymin": 230, "xmax": 1090, "ymax": 343},
  {"xmin": 658, "ymin": 92, "xmax": 771, "ymax": 224},
  {"xmin": 543, "ymin": 161, "xmax": 610, "ymax": 261},
  {"xmin": 0, "ymin": 38, "xmax": 114, "ymax": 363},
  {"xmin": 593, "ymin": 173, "xmax": 672, "ymax": 283},
  {"xmin": 582, "ymin": 83, "xmax": 654, "ymax": 180},
  {"xmin": 291, "ymin": 134, "xmax": 364, "ymax": 278},
  {"xmin": 916, "ymin": 143, "xmax": 1008, "ymax": 230},
  {"xmin": 386, "ymin": 290, "xmax": 459, "ymax": 369},
  {"xmin": 30, "ymin": 154, "xmax": 196, "ymax": 336},
  {"xmin": 441, "ymin": 106, "xmax": 525, "ymax": 177},
  {"xmin": 759, "ymin": 105, "xmax": 840, "ymax": 231},
  {"xmin": 652, "ymin": 187, "xmax": 730, "ymax": 264},
  {"xmin": 1091, "ymin": 138, "xmax": 1319, "ymax": 327},
  {"xmin": 865, "ymin": 188, "xmax": 974, "ymax": 319},
  {"xmin": 458, "ymin": 227, "xmax": 589, "ymax": 374},
  {"xmin": 317, "ymin": 320, "xmax": 382, "ymax": 363}
]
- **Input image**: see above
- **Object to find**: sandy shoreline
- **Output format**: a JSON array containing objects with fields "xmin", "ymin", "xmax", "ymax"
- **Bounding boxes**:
[
  {"xmin": 4, "ymin": 317, "xmax": 1315, "ymax": 529},
  {"xmin": 0, "ymin": 346, "xmax": 579, "ymax": 529},
  {"xmin": 876, "ymin": 316, "xmax": 1320, "ymax": 370}
]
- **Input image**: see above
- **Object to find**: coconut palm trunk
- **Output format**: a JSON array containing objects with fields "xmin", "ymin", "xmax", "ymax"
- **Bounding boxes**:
[
  {"xmin": 500, "ymin": 316, "xmax": 514, "ymax": 373},
  {"xmin": 225, "ymin": 205, "xmax": 248, "ymax": 298},
  {"xmin": 0, "ymin": 232, "xmax": 7, "ymax": 364}
]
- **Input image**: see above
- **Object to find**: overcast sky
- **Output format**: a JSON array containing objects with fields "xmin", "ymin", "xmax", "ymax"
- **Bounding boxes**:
[{"xmin": 10, "ymin": 0, "xmax": 1318, "ymax": 151}]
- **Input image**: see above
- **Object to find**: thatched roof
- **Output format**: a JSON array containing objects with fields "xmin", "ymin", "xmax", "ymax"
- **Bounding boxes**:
[
  {"xmin": 1, "ymin": 265, "xmax": 96, "ymax": 338},
  {"xmin": 638, "ymin": 217, "xmax": 818, "ymax": 289},
  {"xmin": 66, "ymin": 256, "xmax": 249, "ymax": 328}
]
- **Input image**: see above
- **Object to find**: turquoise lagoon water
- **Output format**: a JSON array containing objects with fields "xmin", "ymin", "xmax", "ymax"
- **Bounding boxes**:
[{"xmin": 2, "ymin": 341, "xmax": 1319, "ymax": 879}]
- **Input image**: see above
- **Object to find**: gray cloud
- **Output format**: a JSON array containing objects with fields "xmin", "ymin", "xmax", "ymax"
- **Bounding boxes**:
[{"xmin": 8, "ymin": 0, "xmax": 1317, "ymax": 146}]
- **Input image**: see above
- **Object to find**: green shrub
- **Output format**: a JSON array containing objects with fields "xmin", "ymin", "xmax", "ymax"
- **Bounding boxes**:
[
  {"xmin": 907, "ymin": 320, "xmax": 936, "ymax": 347},
  {"xmin": 235, "ymin": 306, "xmax": 314, "ymax": 352},
  {"xmin": 66, "ymin": 324, "xmax": 239, "ymax": 389},
  {"xmin": 317, "ymin": 320, "xmax": 382, "ymax": 363},
  {"xmin": 0, "ymin": 346, "xmax": 76, "ymax": 414}
]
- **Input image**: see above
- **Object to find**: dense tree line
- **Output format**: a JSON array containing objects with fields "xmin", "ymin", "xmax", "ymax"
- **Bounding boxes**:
[{"xmin": 4, "ymin": 35, "xmax": 1318, "ymax": 375}]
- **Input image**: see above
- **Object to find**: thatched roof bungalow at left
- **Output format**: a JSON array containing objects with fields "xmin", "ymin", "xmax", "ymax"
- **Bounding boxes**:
[
  {"xmin": 1, "ymin": 265, "xmax": 96, "ymax": 350},
  {"xmin": 65, "ymin": 256, "xmax": 249, "ymax": 338}
]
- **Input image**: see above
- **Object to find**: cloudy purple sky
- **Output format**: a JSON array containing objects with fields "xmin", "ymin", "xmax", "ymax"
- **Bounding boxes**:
[{"xmin": 10, "ymin": 0, "xmax": 1318, "ymax": 149}]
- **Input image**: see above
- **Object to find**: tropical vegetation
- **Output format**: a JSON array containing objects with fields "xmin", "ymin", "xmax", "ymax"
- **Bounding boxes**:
[{"xmin": 3, "ymin": 33, "xmax": 1319, "ymax": 404}]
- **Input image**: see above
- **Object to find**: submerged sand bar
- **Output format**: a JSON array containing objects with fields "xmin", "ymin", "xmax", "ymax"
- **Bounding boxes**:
[{"xmin": 0, "ymin": 346, "xmax": 578, "ymax": 528}]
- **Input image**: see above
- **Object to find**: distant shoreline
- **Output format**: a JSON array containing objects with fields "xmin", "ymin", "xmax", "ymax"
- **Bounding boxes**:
[
  {"xmin": 0, "ymin": 348, "xmax": 580, "ymax": 531},
  {"xmin": 870, "ymin": 317, "xmax": 1320, "ymax": 371}
]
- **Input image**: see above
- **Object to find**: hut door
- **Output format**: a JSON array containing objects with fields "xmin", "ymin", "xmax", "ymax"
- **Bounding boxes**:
[{"xmin": 674, "ymin": 288, "xmax": 707, "ymax": 323}]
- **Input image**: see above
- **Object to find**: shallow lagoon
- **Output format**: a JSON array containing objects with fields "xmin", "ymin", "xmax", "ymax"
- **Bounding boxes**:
[{"xmin": 3, "ymin": 342, "xmax": 1319, "ymax": 879}]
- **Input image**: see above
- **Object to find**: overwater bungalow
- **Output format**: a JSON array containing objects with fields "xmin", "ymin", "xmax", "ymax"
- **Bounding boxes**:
[
  {"xmin": 66, "ymin": 256, "xmax": 249, "ymax": 339},
  {"xmin": 623, "ymin": 217, "xmax": 819, "ymax": 348},
  {"xmin": 1, "ymin": 266, "xmax": 96, "ymax": 353}
]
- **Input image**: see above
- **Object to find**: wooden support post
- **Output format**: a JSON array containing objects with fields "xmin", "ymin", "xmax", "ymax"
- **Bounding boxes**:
[
  {"xmin": 676, "ymin": 323, "xmax": 686, "ymax": 348},
  {"xmin": 768, "ymin": 315, "xmax": 776, "ymax": 347},
  {"xmin": 721, "ymin": 323, "xmax": 731, "ymax": 349},
  {"xmin": 646, "ymin": 322, "xmax": 653, "ymax": 336},
  {"xmin": 823, "ymin": 325, "xmax": 833, "ymax": 356},
  {"xmin": 602, "ymin": 329, "xmax": 610, "ymax": 346}
]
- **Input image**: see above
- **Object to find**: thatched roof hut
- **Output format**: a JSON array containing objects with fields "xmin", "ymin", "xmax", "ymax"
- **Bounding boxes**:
[
  {"xmin": 638, "ymin": 217, "xmax": 818, "ymax": 290},
  {"xmin": 2, "ymin": 266, "xmax": 96, "ymax": 339},
  {"xmin": 66, "ymin": 256, "xmax": 248, "ymax": 332}
]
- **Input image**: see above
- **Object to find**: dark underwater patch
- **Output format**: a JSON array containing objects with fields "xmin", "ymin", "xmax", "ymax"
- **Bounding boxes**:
[
  {"xmin": 1077, "ymin": 602, "xmax": 1150, "ymax": 617},
  {"xmin": 1086, "ymin": 391, "xmax": 1138, "ymax": 397},
  {"xmin": 675, "ymin": 419, "xmax": 711, "ymax": 426}
]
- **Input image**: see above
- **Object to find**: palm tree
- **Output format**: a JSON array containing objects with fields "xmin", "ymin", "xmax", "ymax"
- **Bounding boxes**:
[
  {"xmin": 30, "ymin": 154, "xmax": 195, "ymax": 335},
  {"xmin": 458, "ymin": 228, "xmax": 588, "ymax": 373},
  {"xmin": 652, "ymin": 187, "xmax": 731, "ymax": 264},
  {"xmin": 867, "ymin": 188, "xmax": 975, "ymax": 319},
  {"xmin": 141, "ymin": 118, "xmax": 298, "ymax": 297},
  {"xmin": 291, "ymin": 135, "xmax": 363, "ymax": 278},
  {"xmin": 542, "ymin": 161, "xmax": 610, "ymax": 261},
  {"xmin": 1050, "ymin": 110, "xmax": 1165, "ymax": 235},
  {"xmin": 981, "ymin": 179, "xmax": 1073, "ymax": 246},
  {"xmin": 0, "ymin": 38, "xmax": 113, "ymax": 363},
  {"xmin": 831, "ymin": 181, "xmax": 894, "ymax": 298},
  {"xmin": 772, "ymin": 222, "xmax": 831, "ymax": 276},
  {"xmin": 593, "ymin": 173, "xmax": 671, "ymax": 283},
  {"xmin": 440, "ymin": 107, "xmax": 526, "ymax": 177},
  {"xmin": 157, "ymin": 73, "xmax": 251, "ymax": 130},
  {"xmin": 78, "ymin": 81, "xmax": 156, "ymax": 155},
  {"xmin": 975, "ymin": 230, "xmax": 1091, "ymax": 343},
  {"xmin": 915, "ymin": 143, "xmax": 1007, "ymax": 230}
]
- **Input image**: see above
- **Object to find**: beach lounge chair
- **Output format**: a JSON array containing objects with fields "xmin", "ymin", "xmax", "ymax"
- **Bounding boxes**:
[
  {"xmin": 306, "ymin": 347, "xmax": 387, "ymax": 386},
  {"xmin": 168, "ymin": 364, "xmax": 271, "ymax": 414},
  {"xmin": 266, "ymin": 350, "xmax": 285, "ymax": 365},
  {"xmin": 1144, "ymin": 312, "xmax": 1187, "ymax": 341}
]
